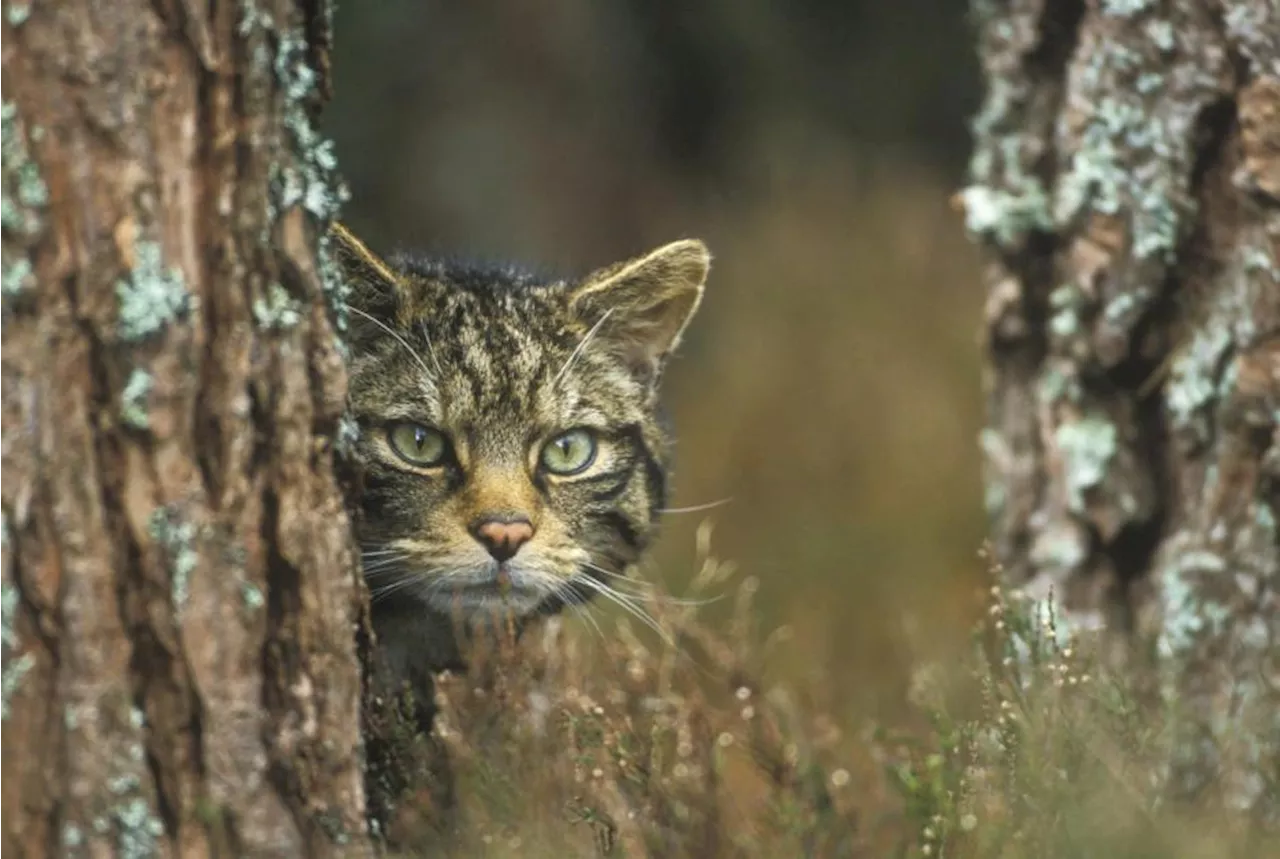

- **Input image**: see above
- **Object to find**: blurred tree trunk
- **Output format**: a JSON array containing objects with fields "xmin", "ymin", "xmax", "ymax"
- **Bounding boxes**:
[
  {"xmin": 1, "ymin": 1, "xmax": 371, "ymax": 855},
  {"xmin": 963, "ymin": 0, "xmax": 1278, "ymax": 823}
]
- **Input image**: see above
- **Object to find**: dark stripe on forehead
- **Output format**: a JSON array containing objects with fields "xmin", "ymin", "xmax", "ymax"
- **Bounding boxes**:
[{"xmin": 461, "ymin": 353, "xmax": 487, "ymax": 405}]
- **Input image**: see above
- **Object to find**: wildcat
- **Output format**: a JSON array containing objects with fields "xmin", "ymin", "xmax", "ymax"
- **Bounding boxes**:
[{"xmin": 332, "ymin": 223, "xmax": 710, "ymax": 727}]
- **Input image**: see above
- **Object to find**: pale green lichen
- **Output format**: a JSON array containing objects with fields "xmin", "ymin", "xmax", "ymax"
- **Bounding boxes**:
[
  {"xmin": 1101, "ymin": 0, "xmax": 1155, "ymax": 17},
  {"xmin": 269, "ymin": 26, "xmax": 349, "ymax": 225},
  {"xmin": 1054, "ymin": 96, "xmax": 1185, "ymax": 262},
  {"xmin": 1054, "ymin": 416, "xmax": 1117, "ymax": 513},
  {"xmin": 1048, "ymin": 283, "xmax": 1085, "ymax": 339},
  {"xmin": 1053, "ymin": 30, "xmax": 1194, "ymax": 266},
  {"xmin": 5, "ymin": 1, "xmax": 31, "ymax": 26},
  {"xmin": 317, "ymin": 233, "xmax": 352, "ymax": 337},
  {"xmin": 253, "ymin": 282, "xmax": 302, "ymax": 330},
  {"xmin": 113, "ymin": 796, "xmax": 165, "ymax": 858},
  {"xmin": 116, "ymin": 241, "xmax": 191, "ymax": 341},
  {"xmin": 2, "ymin": 100, "xmax": 48, "ymax": 239},
  {"xmin": 62, "ymin": 824, "xmax": 84, "ymax": 849},
  {"xmin": 1157, "ymin": 548, "xmax": 1230, "ymax": 660},
  {"xmin": 1241, "ymin": 245, "xmax": 1278, "ymax": 279},
  {"xmin": 335, "ymin": 412, "xmax": 361, "ymax": 457},
  {"xmin": 1029, "ymin": 521, "xmax": 1089, "ymax": 571},
  {"xmin": 2, "ymin": 582, "xmax": 32, "ymax": 719},
  {"xmin": 1037, "ymin": 365, "xmax": 1083, "ymax": 404},
  {"xmin": 1102, "ymin": 286, "xmax": 1151, "ymax": 323},
  {"xmin": 959, "ymin": 182, "xmax": 1053, "ymax": 248},
  {"xmin": 148, "ymin": 508, "xmax": 197, "ymax": 613},
  {"xmin": 1145, "ymin": 20, "xmax": 1175, "ymax": 52},
  {"xmin": 120, "ymin": 369, "xmax": 153, "ymax": 430},
  {"xmin": 978, "ymin": 428, "xmax": 1008, "ymax": 515},
  {"xmin": 1135, "ymin": 72, "xmax": 1164, "ymax": 95},
  {"xmin": 1166, "ymin": 316, "xmax": 1231, "ymax": 445},
  {"xmin": 2, "ymin": 256, "xmax": 33, "ymax": 295},
  {"xmin": 241, "ymin": 581, "xmax": 265, "ymax": 611},
  {"xmin": 240, "ymin": 6, "xmax": 350, "ymax": 335},
  {"xmin": 0, "ymin": 99, "xmax": 45, "ymax": 317}
]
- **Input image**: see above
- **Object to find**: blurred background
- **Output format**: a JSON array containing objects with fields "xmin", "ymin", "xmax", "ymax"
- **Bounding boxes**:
[{"xmin": 326, "ymin": 0, "xmax": 986, "ymax": 724}]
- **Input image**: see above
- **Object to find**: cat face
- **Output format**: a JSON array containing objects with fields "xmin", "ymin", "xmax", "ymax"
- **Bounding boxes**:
[{"xmin": 336, "ymin": 226, "xmax": 709, "ymax": 623}]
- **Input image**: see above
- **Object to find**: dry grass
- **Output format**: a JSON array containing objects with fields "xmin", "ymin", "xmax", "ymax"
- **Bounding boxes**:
[{"xmin": 364, "ymin": 537, "xmax": 1280, "ymax": 858}]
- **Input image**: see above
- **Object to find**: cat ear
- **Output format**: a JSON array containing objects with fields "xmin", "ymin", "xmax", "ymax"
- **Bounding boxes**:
[
  {"xmin": 328, "ymin": 221, "xmax": 407, "ymax": 322},
  {"xmin": 569, "ymin": 239, "xmax": 710, "ymax": 378}
]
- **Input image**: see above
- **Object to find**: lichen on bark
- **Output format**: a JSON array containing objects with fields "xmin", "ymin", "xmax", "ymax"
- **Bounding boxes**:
[{"xmin": 965, "ymin": 0, "xmax": 1280, "ymax": 823}]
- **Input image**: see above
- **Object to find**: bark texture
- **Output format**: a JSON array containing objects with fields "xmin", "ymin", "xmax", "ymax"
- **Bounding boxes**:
[
  {"xmin": 2, "ymin": 0, "xmax": 370, "ymax": 855},
  {"xmin": 964, "ymin": 0, "xmax": 1279, "ymax": 823}
]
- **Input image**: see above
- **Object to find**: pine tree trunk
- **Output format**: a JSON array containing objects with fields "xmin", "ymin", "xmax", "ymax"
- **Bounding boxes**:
[
  {"xmin": 2, "ymin": 1, "xmax": 371, "ymax": 854},
  {"xmin": 964, "ymin": 0, "xmax": 1279, "ymax": 823}
]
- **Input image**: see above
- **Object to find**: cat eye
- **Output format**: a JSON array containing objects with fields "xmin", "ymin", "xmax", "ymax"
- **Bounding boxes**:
[
  {"xmin": 387, "ymin": 422, "xmax": 448, "ymax": 467},
  {"xmin": 540, "ymin": 428, "xmax": 597, "ymax": 476}
]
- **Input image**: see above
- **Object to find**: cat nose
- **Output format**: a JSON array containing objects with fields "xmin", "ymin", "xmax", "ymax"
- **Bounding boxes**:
[{"xmin": 470, "ymin": 515, "xmax": 535, "ymax": 563}]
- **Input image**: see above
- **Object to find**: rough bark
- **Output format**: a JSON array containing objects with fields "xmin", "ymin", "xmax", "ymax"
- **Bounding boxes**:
[
  {"xmin": 963, "ymin": 0, "xmax": 1279, "ymax": 824},
  {"xmin": 1, "ymin": 1, "xmax": 370, "ymax": 855}
]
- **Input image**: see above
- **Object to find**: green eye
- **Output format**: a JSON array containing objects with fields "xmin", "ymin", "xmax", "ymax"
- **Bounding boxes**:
[
  {"xmin": 540, "ymin": 428, "xmax": 597, "ymax": 475},
  {"xmin": 387, "ymin": 422, "xmax": 448, "ymax": 467}
]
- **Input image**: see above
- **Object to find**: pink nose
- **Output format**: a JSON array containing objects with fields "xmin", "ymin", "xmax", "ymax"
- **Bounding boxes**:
[{"xmin": 471, "ymin": 516, "xmax": 534, "ymax": 563}]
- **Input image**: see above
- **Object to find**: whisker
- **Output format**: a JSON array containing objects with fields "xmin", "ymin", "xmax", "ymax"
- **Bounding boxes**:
[
  {"xmin": 656, "ymin": 497, "xmax": 734, "ymax": 515},
  {"xmin": 369, "ymin": 576, "xmax": 423, "ymax": 603},
  {"xmin": 578, "ymin": 562, "xmax": 657, "ymax": 588},
  {"xmin": 349, "ymin": 306, "xmax": 437, "ymax": 388},
  {"xmin": 579, "ymin": 561, "xmax": 725, "ymax": 608},
  {"xmin": 552, "ymin": 308, "xmax": 614, "ymax": 387},
  {"xmin": 553, "ymin": 582, "xmax": 605, "ymax": 644},
  {"xmin": 363, "ymin": 564, "xmax": 411, "ymax": 579},
  {"xmin": 418, "ymin": 321, "xmax": 444, "ymax": 376},
  {"xmin": 572, "ymin": 576, "xmax": 673, "ymax": 646},
  {"xmin": 359, "ymin": 552, "xmax": 409, "ymax": 567}
]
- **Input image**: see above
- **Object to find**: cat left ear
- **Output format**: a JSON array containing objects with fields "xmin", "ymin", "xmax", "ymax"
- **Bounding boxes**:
[
  {"xmin": 328, "ymin": 221, "xmax": 408, "ymax": 322},
  {"xmin": 570, "ymin": 239, "xmax": 710, "ymax": 378}
]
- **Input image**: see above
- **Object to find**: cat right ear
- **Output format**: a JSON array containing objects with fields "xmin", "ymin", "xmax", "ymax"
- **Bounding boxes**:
[{"xmin": 328, "ymin": 221, "xmax": 407, "ymax": 322}]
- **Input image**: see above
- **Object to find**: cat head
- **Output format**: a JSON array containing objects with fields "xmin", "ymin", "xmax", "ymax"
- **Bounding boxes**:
[{"xmin": 334, "ymin": 224, "xmax": 709, "ymax": 624}]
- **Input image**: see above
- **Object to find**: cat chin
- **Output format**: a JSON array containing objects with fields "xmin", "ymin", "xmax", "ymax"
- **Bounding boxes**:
[{"xmin": 420, "ymin": 586, "xmax": 547, "ymax": 619}]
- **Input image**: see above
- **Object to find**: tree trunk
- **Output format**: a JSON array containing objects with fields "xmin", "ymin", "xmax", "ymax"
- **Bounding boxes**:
[
  {"xmin": 2, "ymin": 1, "xmax": 370, "ymax": 855},
  {"xmin": 964, "ymin": 0, "xmax": 1279, "ymax": 823}
]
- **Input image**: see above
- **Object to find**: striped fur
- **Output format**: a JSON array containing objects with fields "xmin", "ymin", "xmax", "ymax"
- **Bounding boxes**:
[{"xmin": 335, "ymin": 224, "xmax": 709, "ymax": 708}]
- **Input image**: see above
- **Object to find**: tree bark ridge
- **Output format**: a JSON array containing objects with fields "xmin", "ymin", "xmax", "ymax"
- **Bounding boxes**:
[{"xmin": 2, "ymin": 0, "xmax": 368, "ymax": 854}]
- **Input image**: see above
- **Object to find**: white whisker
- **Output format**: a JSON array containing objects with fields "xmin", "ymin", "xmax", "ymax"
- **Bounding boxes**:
[
  {"xmin": 656, "ymin": 497, "xmax": 734, "ymax": 515},
  {"xmin": 580, "ymin": 561, "xmax": 724, "ymax": 607},
  {"xmin": 552, "ymin": 308, "xmax": 614, "ymax": 387},
  {"xmin": 572, "ymin": 575, "xmax": 673, "ymax": 646},
  {"xmin": 418, "ymin": 321, "xmax": 444, "ymax": 376},
  {"xmin": 349, "ymin": 306, "xmax": 438, "ymax": 388},
  {"xmin": 554, "ymin": 582, "xmax": 605, "ymax": 643}
]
